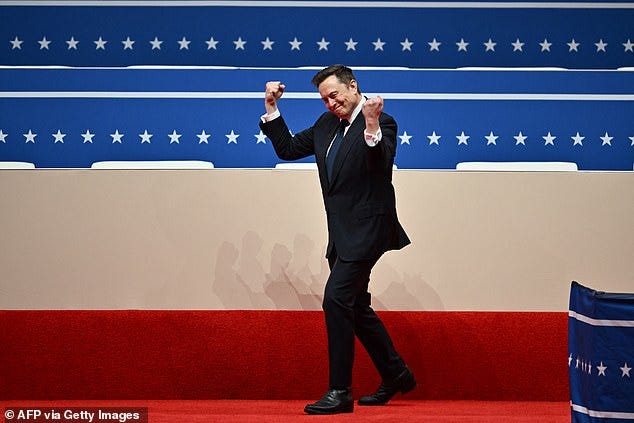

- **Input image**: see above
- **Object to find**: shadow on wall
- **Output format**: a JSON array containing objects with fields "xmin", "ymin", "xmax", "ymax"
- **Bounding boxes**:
[
  {"xmin": 212, "ymin": 231, "xmax": 443, "ymax": 310},
  {"xmin": 371, "ymin": 263, "xmax": 445, "ymax": 311},
  {"xmin": 212, "ymin": 231, "xmax": 324, "ymax": 309}
]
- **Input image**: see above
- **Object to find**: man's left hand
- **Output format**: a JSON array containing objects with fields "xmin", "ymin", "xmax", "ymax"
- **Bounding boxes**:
[{"xmin": 362, "ymin": 96, "xmax": 383, "ymax": 133}]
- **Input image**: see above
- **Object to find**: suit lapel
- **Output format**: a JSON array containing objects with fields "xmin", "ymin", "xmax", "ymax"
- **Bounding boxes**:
[{"xmin": 316, "ymin": 114, "xmax": 340, "ymax": 192}]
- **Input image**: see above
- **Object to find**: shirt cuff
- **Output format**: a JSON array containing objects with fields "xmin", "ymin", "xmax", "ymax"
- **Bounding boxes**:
[
  {"xmin": 364, "ymin": 127, "xmax": 382, "ymax": 147},
  {"xmin": 261, "ymin": 109, "xmax": 281, "ymax": 123}
]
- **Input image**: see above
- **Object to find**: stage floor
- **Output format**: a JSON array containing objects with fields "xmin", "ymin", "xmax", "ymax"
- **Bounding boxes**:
[{"xmin": 1, "ymin": 400, "xmax": 570, "ymax": 422}]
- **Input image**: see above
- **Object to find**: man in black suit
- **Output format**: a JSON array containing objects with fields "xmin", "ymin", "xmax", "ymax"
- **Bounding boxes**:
[{"xmin": 260, "ymin": 65, "xmax": 415, "ymax": 415}]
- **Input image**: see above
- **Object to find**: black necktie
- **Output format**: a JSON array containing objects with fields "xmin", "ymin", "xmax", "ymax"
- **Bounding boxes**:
[{"xmin": 326, "ymin": 119, "xmax": 349, "ymax": 182}]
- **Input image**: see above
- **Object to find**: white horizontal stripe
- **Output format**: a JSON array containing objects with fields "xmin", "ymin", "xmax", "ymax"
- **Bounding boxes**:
[
  {"xmin": 0, "ymin": 91, "xmax": 269, "ymax": 98},
  {"xmin": 1, "ymin": 1, "xmax": 633, "ymax": 8},
  {"xmin": 368, "ymin": 93, "xmax": 634, "ymax": 101},
  {"xmin": 1, "ymin": 91, "xmax": 634, "ymax": 101},
  {"xmin": 572, "ymin": 403, "xmax": 634, "ymax": 419},
  {"xmin": 569, "ymin": 310, "xmax": 634, "ymax": 327}
]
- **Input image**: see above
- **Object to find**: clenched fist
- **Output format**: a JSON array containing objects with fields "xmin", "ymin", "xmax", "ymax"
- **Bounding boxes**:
[
  {"xmin": 265, "ymin": 81, "xmax": 286, "ymax": 114},
  {"xmin": 362, "ymin": 96, "xmax": 383, "ymax": 119},
  {"xmin": 362, "ymin": 96, "xmax": 383, "ymax": 133}
]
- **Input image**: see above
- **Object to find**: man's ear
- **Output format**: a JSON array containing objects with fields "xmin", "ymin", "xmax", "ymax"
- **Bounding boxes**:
[{"xmin": 349, "ymin": 79, "xmax": 358, "ymax": 92}]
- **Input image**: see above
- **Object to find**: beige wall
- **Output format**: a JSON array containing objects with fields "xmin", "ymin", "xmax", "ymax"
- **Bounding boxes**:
[{"xmin": 1, "ymin": 169, "xmax": 632, "ymax": 311}]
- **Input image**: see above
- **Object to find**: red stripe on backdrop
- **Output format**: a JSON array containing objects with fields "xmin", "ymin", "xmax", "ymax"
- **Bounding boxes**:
[{"xmin": 0, "ymin": 311, "xmax": 568, "ymax": 401}]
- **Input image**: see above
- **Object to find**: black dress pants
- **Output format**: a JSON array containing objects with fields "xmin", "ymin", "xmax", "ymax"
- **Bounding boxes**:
[{"xmin": 323, "ymin": 249, "xmax": 406, "ymax": 389}]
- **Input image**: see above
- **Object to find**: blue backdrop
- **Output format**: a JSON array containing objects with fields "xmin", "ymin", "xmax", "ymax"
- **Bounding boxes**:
[
  {"xmin": 2, "ymin": 1, "xmax": 634, "ymax": 69},
  {"xmin": 1, "ymin": 67, "xmax": 633, "ymax": 169},
  {"xmin": 1, "ymin": 1, "xmax": 633, "ymax": 169}
]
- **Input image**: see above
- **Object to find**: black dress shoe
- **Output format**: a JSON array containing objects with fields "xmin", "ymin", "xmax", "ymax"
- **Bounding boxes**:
[
  {"xmin": 358, "ymin": 366, "xmax": 416, "ymax": 406},
  {"xmin": 304, "ymin": 388, "xmax": 354, "ymax": 414}
]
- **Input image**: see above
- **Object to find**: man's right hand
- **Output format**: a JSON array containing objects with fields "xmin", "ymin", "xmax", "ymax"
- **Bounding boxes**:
[{"xmin": 265, "ymin": 81, "xmax": 285, "ymax": 115}]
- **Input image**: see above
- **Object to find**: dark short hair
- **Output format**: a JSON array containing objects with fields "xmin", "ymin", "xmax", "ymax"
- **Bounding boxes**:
[{"xmin": 311, "ymin": 64, "xmax": 361, "ymax": 94}]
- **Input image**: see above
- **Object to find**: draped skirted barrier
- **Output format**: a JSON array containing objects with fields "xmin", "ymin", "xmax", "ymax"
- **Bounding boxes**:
[{"xmin": 569, "ymin": 281, "xmax": 634, "ymax": 422}]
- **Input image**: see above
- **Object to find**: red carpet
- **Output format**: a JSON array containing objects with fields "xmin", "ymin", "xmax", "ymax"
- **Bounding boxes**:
[
  {"xmin": 0, "ymin": 310, "xmax": 568, "ymax": 402},
  {"xmin": 0, "ymin": 400, "xmax": 570, "ymax": 422}
]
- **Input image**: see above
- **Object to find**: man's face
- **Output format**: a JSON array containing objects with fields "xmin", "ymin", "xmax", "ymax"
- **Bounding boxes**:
[{"xmin": 318, "ymin": 75, "xmax": 360, "ymax": 120}]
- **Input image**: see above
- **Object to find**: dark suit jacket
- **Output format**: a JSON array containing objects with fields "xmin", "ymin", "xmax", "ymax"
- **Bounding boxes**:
[{"xmin": 260, "ymin": 108, "xmax": 410, "ymax": 261}]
